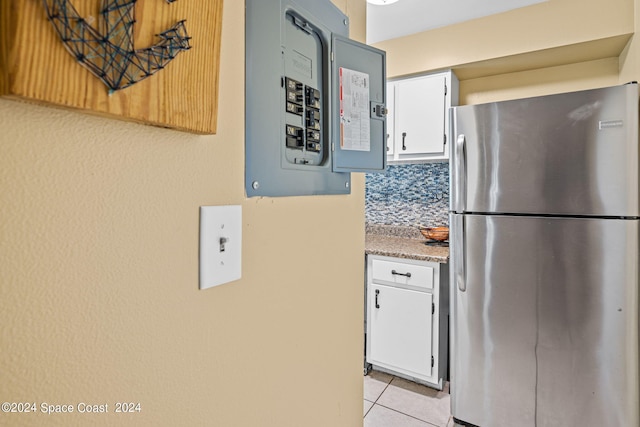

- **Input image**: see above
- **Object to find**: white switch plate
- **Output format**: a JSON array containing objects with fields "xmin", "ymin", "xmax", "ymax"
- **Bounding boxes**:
[{"xmin": 199, "ymin": 205, "xmax": 242, "ymax": 290}]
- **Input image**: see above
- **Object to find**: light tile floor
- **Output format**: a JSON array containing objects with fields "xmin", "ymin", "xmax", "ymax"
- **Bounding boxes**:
[{"xmin": 364, "ymin": 370, "xmax": 454, "ymax": 427}]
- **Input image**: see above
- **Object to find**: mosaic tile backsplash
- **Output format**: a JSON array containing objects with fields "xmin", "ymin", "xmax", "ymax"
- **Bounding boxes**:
[{"xmin": 365, "ymin": 163, "xmax": 449, "ymax": 227}]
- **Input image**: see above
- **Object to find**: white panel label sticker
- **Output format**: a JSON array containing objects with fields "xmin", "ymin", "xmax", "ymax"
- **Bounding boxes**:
[{"xmin": 339, "ymin": 67, "xmax": 370, "ymax": 151}]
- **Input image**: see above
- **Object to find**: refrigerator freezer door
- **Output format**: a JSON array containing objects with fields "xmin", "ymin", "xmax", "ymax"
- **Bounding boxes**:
[
  {"xmin": 450, "ymin": 214, "xmax": 639, "ymax": 427},
  {"xmin": 450, "ymin": 84, "xmax": 640, "ymax": 217}
]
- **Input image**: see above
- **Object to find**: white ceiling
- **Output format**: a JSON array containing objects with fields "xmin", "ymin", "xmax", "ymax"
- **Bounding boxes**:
[{"xmin": 366, "ymin": 0, "xmax": 548, "ymax": 44}]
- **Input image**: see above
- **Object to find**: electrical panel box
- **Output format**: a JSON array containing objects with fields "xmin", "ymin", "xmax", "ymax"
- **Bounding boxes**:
[{"xmin": 246, "ymin": 0, "xmax": 387, "ymax": 197}]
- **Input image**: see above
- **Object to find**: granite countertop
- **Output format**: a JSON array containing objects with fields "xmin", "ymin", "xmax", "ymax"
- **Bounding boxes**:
[{"xmin": 365, "ymin": 224, "xmax": 449, "ymax": 263}]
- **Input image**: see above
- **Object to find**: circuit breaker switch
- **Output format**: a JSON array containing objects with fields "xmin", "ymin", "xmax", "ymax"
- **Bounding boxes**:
[
  {"xmin": 286, "ymin": 77, "xmax": 304, "ymax": 107},
  {"xmin": 286, "ymin": 78, "xmax": 303, "ymax": 91},
  {"xmin": 286, "ymin": 136, "xmax": 303, "ymax": 149},
  {"xmin": 307, "ymin": 129, "xmax": 320, "ymax": 142},
  {"xmin": 305, "ymin": 87, "xmax": 321, "ymax": 109},
  {"xmin": 307, "ymin": 142, "xmax": 321, "ymax": 152},
  {"xmin": 287, "ymin": 125, "xmax": 303, "ymax": 137},
  {"xmin": 287, "ymin": 91, "xmax": 303, "ymax": 103},
  {"xmin": 286, "ymin": 125, "xmax": 304, "ymax": 149},
  {"xmin": 306, "ymin": 109, "xmax": 321, "ymax": 129},
  {"xmin": 287, "ymin": 102, "xmax": 304, "ymax": 116}
]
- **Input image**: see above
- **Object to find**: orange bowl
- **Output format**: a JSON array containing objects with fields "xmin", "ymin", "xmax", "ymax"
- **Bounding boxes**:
[{"xmin": 420, "ymin": 226, "xmax": 449, "ymax": 242}]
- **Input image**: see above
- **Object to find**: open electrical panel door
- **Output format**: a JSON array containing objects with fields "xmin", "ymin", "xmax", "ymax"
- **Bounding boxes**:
[
  {"xmin": 332, "ymin": 35, "xmax": 387, "ymax": 173},
  {"xmin": 245, "ymin": 0, "xmax": 386, "ymax": 197}
]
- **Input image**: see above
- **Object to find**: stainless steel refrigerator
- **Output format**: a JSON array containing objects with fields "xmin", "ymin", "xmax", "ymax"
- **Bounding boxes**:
[{"xmin": 449, "ymin": 83, "xmax": 640, "ymax": 427}]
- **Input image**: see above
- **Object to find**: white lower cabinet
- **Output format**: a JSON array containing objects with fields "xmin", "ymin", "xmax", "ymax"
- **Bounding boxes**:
[
  {"xmin": 369, "ymin": 284, "xmax": 434, "ymax": 377},
  {"xmin": 365, "ymin": 255, "xmax": 448, "ymax": 389}
]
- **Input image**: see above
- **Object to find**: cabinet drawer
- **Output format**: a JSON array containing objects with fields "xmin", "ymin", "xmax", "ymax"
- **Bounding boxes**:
[{"xmin": 371, "ymin": 259, "xmax": 433, "ymax": 290}]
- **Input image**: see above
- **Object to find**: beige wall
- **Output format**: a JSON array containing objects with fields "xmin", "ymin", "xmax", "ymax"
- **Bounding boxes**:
[
  {"xmin": 0, "ymin": 1, "xmax": 366, "ymax": 426},
  {"xmin": 620, "ymin": 0, "xmax": 640, "ymax": 82},
  {"xmin": 460, "ymin": 57, "xmax": 620, "ymax": 105},
  {"xmin": 375, "ymin": 0, "xmax": 634, "ymax": 103},
  {"xmin": 3, "ymin": 0, "xmax": 640, "ymax": 425}
]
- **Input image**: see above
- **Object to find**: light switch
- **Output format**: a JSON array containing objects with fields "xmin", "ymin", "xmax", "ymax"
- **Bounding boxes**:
[{"xmin": 199, "ymin": 205, "xmax": 242, "ymax": 289}]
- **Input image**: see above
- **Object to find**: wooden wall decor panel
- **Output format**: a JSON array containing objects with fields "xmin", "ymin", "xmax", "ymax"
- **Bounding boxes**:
[{"xmin": 0, "ymin": 0, "xmax": 223, "ymax": 134}]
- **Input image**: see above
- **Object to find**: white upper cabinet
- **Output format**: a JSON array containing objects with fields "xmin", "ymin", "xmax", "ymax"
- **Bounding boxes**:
[
  {"xmin": 386, "ymin": 82, "xmax": 395, "ymax": 156},
  {"xmin": 387, "ymin": 70, "xmax": 458, "ymax": 163}
]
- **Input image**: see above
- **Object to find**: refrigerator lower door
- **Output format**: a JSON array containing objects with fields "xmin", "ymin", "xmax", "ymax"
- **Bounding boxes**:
[{"xmin": 450, "ymin": 214, "xmax": 639, "ymax": 427}]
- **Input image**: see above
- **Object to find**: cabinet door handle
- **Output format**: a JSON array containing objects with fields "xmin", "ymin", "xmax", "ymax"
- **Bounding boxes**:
[
  {"xmin": 402, "ymin": 132, "xmax": 407, "ymax": 150},
  {"xmin": 391, "ymin": 269, "xmax": 412, "ymax": 278},
  {"xmin": 375, "ymin": 289, "xmax": 380, "ymax": 309}
]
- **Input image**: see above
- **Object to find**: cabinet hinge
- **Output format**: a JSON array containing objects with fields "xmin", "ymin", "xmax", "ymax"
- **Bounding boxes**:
[
  {"xmin": 331, "ymin": 51, "xmax": 334, "ymax": 62},
  {"xmin": 444, "ymin": 83, "xmax": 447, "ymax": 96},
  {"xmin": 431, "ymin": 356, "xmax": 434, "ymax": 368},
  {"xmin": 443, "ymin": 134, "xmax": 447, "ymax": 147},
  {"xmin": 432, "ymin": 302, "xmax": 435, "ymax": 315}
]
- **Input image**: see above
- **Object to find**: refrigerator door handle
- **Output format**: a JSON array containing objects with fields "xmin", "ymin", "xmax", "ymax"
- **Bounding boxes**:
[
  {"xmin": 453, "ymin": 214, "xmax": 466, "ymax": 292},
  {"xmin": 454, "ymin": 134, "xmax": 467, "ymax": 212}
]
